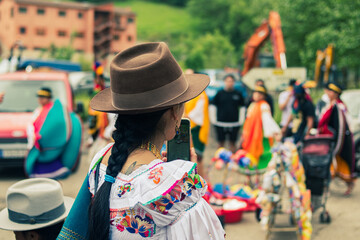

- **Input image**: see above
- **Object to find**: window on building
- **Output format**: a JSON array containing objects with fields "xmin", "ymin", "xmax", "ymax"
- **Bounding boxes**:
[
  {"xmin": 58, "ymin": 10, "xmax": 66, "ymax": 17},
  {"xmin": 19, "ymin": 27, "xmax": 26, "ymax": 34},
  {"xmin": 37, "ymin": 8, "xmax": 45, "ymax": 15},
  {"xmin": 34, "ymin": 47, "xmax": 46, "ymax": 51},
  {"xmin": 113, "ymin": 35, "xmax": 119, "ymax": 41},
  {"xmin": 127, "ymin": 36, "xmax": 132, "ymax": 42},
  {"xmin": 19, "ymin": 7, "xmax": 27, "ymax": 14},
  {"xmin": 36, "ymin": 28, "xmax": 45, "ymax": 36},
  {"xmin": 58, "ymin": 30, "xmax": 67, "ymax": 37},
  {"xmin": 78, "ymin": 12, "xmax": 83, "ymax": 19},
  {"xmin": 127, "ymin": 17, "xmax": 134, "ymax": 23},
  {"xmin": 75, "ymin": 32, "xmax": 84, "ymax": 38}
]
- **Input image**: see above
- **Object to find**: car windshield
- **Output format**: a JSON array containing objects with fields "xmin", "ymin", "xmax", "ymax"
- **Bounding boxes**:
[
  {"xmin": 0, "ymin": 80, "xmax": 67, "ymax": 112},
  {"xmin": 341, "ymin": 92, "xmax": 360, "ymax": 118}
]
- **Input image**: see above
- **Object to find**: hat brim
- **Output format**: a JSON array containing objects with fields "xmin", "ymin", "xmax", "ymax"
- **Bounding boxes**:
[
  {"xmin": 90, "ymin": 73, "xmax": 210, "ymax": 114},
  {"xmin": 0, "ymin": 196, "xmax": 74, "ymax": 231}
]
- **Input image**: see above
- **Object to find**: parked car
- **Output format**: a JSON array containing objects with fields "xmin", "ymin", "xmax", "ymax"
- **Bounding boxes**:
[
  {"xmin": 198, "ymin": 69, "xmax": 248, "ymax": 101},
  {"xmin": 341, "ymin": 89, "xmax": 360, "ymax": 171},
  {"xmin": 0, "ymin": 71, "xmax": 82, "ymax": 167},
  {"xmin": 68, "ymin": 71, "xmax": 110, "ymax": 92}
]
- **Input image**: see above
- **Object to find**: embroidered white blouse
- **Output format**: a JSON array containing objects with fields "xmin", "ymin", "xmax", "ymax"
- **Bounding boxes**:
[{"xmin": 88, "ymin": 144, "xmax": 225, "ymax": 240}]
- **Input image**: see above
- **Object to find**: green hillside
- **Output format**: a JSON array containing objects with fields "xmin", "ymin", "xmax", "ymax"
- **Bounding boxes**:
[{"xmin": 116, "ymin": 0, "xmax": 193, "ymax": 41}]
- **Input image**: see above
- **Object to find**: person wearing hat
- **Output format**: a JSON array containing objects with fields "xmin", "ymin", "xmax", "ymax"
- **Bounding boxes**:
[
  {"xmin": 25, "ymin": 87, "xmax": 82, "ymax": 179},
  {"xmin": 278, "ymin": 79, "xmax": 297, "ymax": 138},
  {"xmin": 240, "ymin": 85, "xmax": 281, "ymax": 169},
  {"xmin": 57, "ymin": 42, "xmax": 225, "ymax": 240},
  {"xmin": 318, "ymin": 82, "xmax": 356, "ymax": 195},
  {"xmin": 211, "ymin": 74, "xmax": 245, "ymax": 153},
  {"xmin": 246, "ymin": 79, "xmax": 275, "ymax": 116},
  {"xmin": 86, "ymin": 63, "xmax": 110, "ymax": 148},
  {"xmin": 0, "ymin": 178, "xmax": 74, "ymax": 240},
  {"xmin": 282, "ymin": 83, "xmax": 316, "ymax": 144}
]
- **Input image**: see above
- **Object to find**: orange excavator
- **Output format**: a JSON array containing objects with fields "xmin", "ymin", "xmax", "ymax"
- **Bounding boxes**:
[
  {"xmin": 241, "ymin": 11, "xmax": 287, "ymax": 76},
  {"xmin": 314, "ymin": 44, "xmax": 334, "ymax": 85}
]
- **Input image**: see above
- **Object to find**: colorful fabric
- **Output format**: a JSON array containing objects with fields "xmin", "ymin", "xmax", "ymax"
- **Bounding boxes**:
[
  {"xmin": 185, "ymin": 91, "xmax": 210, "ymax": 145},
  {"xmin": 257, "ymin": 141, "xmax": 312, "ymax": 238},
  {"xmin": 57, "ymin": 175, "xmax": 90, "ymax": 240},
  {"xmin": 86, "ymin": 144, "xmax": 225, "ymax": 240},
  {"xmin": 242, "ymin": 101, "xmax": 265, "ymax": 161},
  {"xmin": 318, "ymin": 99, "xmax": 356, "ymax": 180},
  {"xmin": 25, "ymin": 99, "xmax": 82, "ymax": 179},
  {"xmin": 258, "ymin": 138, "xmax": 272, "ymax": 169}
]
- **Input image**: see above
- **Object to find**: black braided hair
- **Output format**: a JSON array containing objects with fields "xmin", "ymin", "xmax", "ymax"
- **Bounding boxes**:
[{"xmin": 88, "ymin": 109, "xmax": 168, "ymax": 240}]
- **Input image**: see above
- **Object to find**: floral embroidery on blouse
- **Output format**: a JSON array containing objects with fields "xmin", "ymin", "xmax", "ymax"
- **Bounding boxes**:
[
  {"xmin": 110, "ymin": 211, "xmax": 156, "ymax": 238},
  {"xmin": 148, "ymin": 166, "xmax": 163, "ymax": 184},
  {"xmin": 117, "ymin": 182, "xmax": 133, "ymax": 198},
  {"xmin": 148, "ymin": 171, "xmax": 204, "ymax": 215}
]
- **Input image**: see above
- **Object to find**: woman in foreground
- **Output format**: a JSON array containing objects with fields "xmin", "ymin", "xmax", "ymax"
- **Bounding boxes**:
[{"xmin": 58, "ymin": 42, "xmax": 225, "ymax": 240}]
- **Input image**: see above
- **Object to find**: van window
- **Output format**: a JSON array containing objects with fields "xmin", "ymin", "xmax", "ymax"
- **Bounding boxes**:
[{"xmin": 0, "ymin": 80, "xmax": 67, "ymax": 112}]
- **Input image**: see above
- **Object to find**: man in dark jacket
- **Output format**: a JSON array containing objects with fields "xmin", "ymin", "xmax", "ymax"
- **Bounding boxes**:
[{"xmin": 211, "ymin": 74, "xmax": 245, "ymax": 152}]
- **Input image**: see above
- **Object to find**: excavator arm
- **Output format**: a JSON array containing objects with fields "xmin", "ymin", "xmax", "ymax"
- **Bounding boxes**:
[
  {"xmin": 314, "ymin": 44, "xmax": 334, "ymax": 84},
  {"xmin": 241, "ymin": 11, "xmax": 287, "ymax": 76},
  {"xmin": 241, "ymin": 21, "xmax": 270, "ymax": 76}
]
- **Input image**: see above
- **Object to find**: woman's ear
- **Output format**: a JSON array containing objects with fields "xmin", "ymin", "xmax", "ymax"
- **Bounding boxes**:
[{"xmin": 170, "ymin": 106, "xmax": 179, "ymax": 120}]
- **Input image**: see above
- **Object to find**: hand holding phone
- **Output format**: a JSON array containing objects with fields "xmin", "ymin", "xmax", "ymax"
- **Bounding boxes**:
[{"xmin": 167, "ymin": 118, "xmax": 191, "ymax": 161}]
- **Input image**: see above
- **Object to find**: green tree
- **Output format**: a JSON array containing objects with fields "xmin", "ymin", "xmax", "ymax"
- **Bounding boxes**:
[
  {"xmin": 279, "ymin": 0, "xmax": 360, "ymax": 74},
  {"xmin": 183, "ymin": 31, "xmax": 235, "ymax": 71},
  {"xmin": 187, "ymin": 0, "xmax": 278, "ymax": 58}
]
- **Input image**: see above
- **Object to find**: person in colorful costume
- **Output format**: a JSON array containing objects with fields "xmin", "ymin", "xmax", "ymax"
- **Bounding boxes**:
[
  {"xmin": 256, "ymin": 141, "xmax": 312, "ymax": 239},
  {"xmin": 57, "ymin": 42, "xmax": 224, "ymax": 240},
  {"xmin": 87, "ymin": 62, "xmax": 109, "ymax": 147},
  {"xmin": 26, "ymin": 88, "xmax": 82, "ymax": 179},
  {"xmin": 240, "ymin": 85, "xmax": 281, "ymax": 169},
  {"xmin": 282, "ymin": 84, "xmax": 316, "ymax": 144},
  {"xmin": 185, "ymin": 70, "xmax": 210, "ymax": 177},
  {"xmin": 318, "ymin": 82, "xmax": 356, "ymax": 195}
]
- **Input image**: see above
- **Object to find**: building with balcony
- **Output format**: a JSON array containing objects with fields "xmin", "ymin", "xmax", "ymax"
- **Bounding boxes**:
[{"xmin": 0, "ymin": 0, "xmax": 136, "ymax": 59}]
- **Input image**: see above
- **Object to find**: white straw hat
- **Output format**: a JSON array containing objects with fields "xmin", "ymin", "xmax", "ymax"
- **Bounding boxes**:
[{"xmin": 0, "ymin": 178, "xmax": 74, "ymax": 231}]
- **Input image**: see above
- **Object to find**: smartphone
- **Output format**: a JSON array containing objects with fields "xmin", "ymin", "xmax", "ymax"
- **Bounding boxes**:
[{"xmin": 167, "ymin": 118, "xmax": 191, "ymax": 161}]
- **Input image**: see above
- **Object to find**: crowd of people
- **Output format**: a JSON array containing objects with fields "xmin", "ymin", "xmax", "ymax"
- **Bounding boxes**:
[{"xmin": 0, "ymin": 42, "xmax": 357, "ymax": 239}]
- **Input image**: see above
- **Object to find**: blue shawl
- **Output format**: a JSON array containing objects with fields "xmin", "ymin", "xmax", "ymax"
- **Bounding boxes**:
[{"xmin": 57, "ymin": 175, "xmax": 90, "ymax": 240}]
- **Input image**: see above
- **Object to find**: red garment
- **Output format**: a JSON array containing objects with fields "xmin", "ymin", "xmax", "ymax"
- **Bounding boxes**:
[
  {"xmin": 33, "ymin": 102, "xmax": 53, "ymax": 149},
  {"xmin": 318, "ymin": 99, "xmax": 356, "ymax": 180}
]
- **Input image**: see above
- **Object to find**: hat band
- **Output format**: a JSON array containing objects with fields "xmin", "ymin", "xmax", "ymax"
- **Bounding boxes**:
[
  {"xmin": 111, "ymin": 74, "xmax": 189, "ymax": 109},
  {"xmin": 37, "ymin": 90, "xmax": 51, "ymax": 98},
  {"xmin": 328, "ymin": 83, "xmax": 341, "ymax": 94},
  {"xmin": 254, "ymin": 86, "xmax": 266, "ymax": 94},
  {"xmin": 8, "ymin": 202, "xmax": 65, "ymax": 225}
]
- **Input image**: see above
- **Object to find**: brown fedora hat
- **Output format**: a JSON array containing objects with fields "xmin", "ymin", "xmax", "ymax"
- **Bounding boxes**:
[{"xmin": 90, "ymin": 42, "xmax": 209, "ymax": 114}]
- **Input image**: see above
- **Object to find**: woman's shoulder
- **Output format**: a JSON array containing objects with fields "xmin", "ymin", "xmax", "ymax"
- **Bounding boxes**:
[
  {"xmin": 260, "ymin": 101, "xmax": 271, "ymax": 111},
  {"xmin": 109, "ymin": 160, "xmax": 206, "ymax": 207},
  {"xmin": 109, "ymin": 160, "xmax": 207, "ymax": 229},
  {"xmin": 88, "ymin": 157, "xmax": 206, "ymax": 207}
]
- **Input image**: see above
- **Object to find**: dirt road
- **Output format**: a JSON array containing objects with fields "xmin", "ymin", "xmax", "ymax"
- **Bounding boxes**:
[{"xmin": 1, "ymin": 133, "xmax": 359, "ymax": 240}]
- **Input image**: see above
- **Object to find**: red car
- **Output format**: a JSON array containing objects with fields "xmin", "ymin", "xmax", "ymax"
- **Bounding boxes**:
[{"xmin": 0, "ymin": 71, "xmax": 80, "ymax": 167}]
